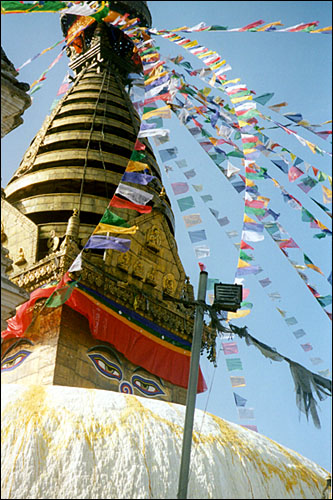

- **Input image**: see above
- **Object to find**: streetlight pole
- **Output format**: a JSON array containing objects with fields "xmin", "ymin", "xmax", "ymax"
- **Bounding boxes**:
[{"xmin": 177, "ymin": 270, "xmax": 208, "ymax": 499}]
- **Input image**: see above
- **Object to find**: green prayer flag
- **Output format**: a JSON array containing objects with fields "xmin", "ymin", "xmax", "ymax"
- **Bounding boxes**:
[
  {"xmin": 239, "ymin": 250, "xmax": 253, "ymax": 262},
  {"xmin": 130, "ymin": 151, "xmax": 146, "ymax": 162},
  {"xmin": 244, "ymin": 206, "xmax": 266, "ymax": 216},
  {"xmin": 227, "ymin": 150, "xmax": 244, "ymax": 158},
  {"xmin": 45, "ymin": 280, "xmax": 79, "ymax": 308},
  {"xmin": 100, "ymin": 208, "xmax": 129, "ymax": 227},
  {"xmin": 226, "ymin": 358, "xmax": 243, "ymax": 371},
  {"xmin": 177, "ymin": 196, "xmax": 195, "ymax": 212},
  {"xmin": 253, "ymin": 93, "xmax": 275, "ymax": 106}
]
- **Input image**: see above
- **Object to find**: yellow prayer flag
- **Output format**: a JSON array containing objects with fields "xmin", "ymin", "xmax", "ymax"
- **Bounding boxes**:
[
  {"xmin": 209, "ymin": 73, "xmax": 217, "ymax": 87},
  {"xmin": 93, "ymin": 223, "xmax": 139, "ymax": 235},
  {"xmin": 202, "ymin": 87, "xmax": 212, "ymax": 96},
  {"xmin": 227, "ymin": 309, "xmax": 251, "ymax": 320},
  {"xmin": 126, "ymin": 160, "xmax": 149, "ymax": 172},
  {"xmin": 222, "ymin": 78, "xmax": 241, "ymax": 86},
  {"xmin": 210, "ymin": 59, "xmax": 226, "ymax": 70},
  {"xmin": 230, "ymin": 95, "xmax": 253, "ymax": 104},
  {"xmin": 209, "ymin": 137, "xmax": 218, "ymax": 146},
  {"xmin": 145, "ymin": 70, "xmax": 168, "ymax": 86},
  {"xmin": 142, "ymin": 105, "xmax": 171, "ymax": 120},
  {"xmin": 322, "ymin": 185, "xmax": 332, "ymax": 204},
  {"xmin": 305, "ymin": 140, "xmax": 317, "ymax": 155},
  {"xmin": 183, "ymin": 40, "xmax": 198, "ymax": 49},
  {"xmin": 245, "ymin": 178, "xmax": 256, "ymax": 187},
  {"xmin": 243, "ymin": 214, "xmax": 257, "ymax": 224},
  {"xmin": 171, "ymin": 26, "xmax": 188, "ymax": 32},
  {"xmin": 256, "ymin": 21, "xmax": 283, "ymax": 31},
  {"xmin": 243, "ymin": 148, "xmax": 257, "ymax": 155},
  {"xmin": 198, "ymin": 50, "xmax": 215, "ymax": 59},
  {"xmin": 310, "ymin": 26, "xmax": 332, "ymax": 33},
  {"xmin": 237, "ymin": 259, "xmax": 251, "ymax": 268}
]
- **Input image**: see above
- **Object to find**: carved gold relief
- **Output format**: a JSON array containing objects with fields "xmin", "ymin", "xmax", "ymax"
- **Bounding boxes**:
[
  {"xmin": 117, "ymin": 252, "xmax": 131, "ymax": 271},
  {"xmin": 132, "ymin": 259, "xmax": 145, "ymax": 280},
  {"xmin": 14, "ymin": 248, "xmax": 27, "ymax": 266},
  {"xmin": 163, "ymin": 273, "xmax": 176, "ymax": 295},
  {"xmin": 145, "ymin": 268, "xmax": 157, "ymax": 286},
  {"xmin": 146, "ymin": 225, "xmax": 162, "ymax": 253},
  {"xmin": 1, "ymin": 222, "xmax": 7, "ymax": 243}
]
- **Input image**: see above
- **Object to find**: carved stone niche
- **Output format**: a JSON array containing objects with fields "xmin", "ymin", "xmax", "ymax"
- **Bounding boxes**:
[
  {"xmin": 132, "ymin": 259, "xmax": 145, "ymax": 280},
  {"xmin": 117, "ymin": 252, "xmax": 131, "ymax": 272},
  {"xmin": 146, "ymin": 225, "xmax": 162, "ymax": 253},
  {"xmin": 163, "ymin": 273, "xmax": 176, "ymax": 296},
  {"xmin": 145, "ymin": 267, "xmax": 157, "ymax": 287}
]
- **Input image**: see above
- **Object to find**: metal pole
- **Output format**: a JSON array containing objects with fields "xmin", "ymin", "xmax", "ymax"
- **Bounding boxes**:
[{"xmin": 177, "ymin": 270, "xmax": 208, "ymax": 499}]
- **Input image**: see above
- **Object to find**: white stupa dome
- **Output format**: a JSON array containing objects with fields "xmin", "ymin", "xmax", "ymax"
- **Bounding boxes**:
[{"xmin": 1, "ymin": 384, "xmax": 329, "ymax": 499}]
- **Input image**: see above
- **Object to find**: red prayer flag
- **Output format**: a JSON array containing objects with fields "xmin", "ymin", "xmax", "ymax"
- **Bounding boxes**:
[
  {"xmin": 109, "ymin": 195, "xmax": 152, "ymax": 214},
  {"xmin": 240, "ymin": 240, "xmax": 254, "ymax": 250}
]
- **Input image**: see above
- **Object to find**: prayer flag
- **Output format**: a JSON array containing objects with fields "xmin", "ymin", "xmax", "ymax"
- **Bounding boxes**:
[
  {"xmin": 304, "ymin": 253, "xmax": 324, "ymax": 275},
  {"xmin": 171, "ymin": 182, "xmax": 189, "ymax": 195},
  {"xmin": 301, "ymin": 343, "xmax": 313, "ymax": 352},
  {"xmin": 242, "ymin": 230, "xmax": 264, "ymax": 242},
  {"xmin": 109, "ymin": 195, "xmax": 152, "ymax": 214},
  {"xmin": 292, "ymin": 329, "xmax": 306, "ymax": 339},
  {"xmin": 122, "ymin": 172, "xmax": 154, "ymax": 185},
  {"xmin": 233, "ymin": 392, "xmax": 247, "ymax": 407},
  {"xmin": 285, "ymin": 317, "xmax": 298, "ymax": 326},
  {"xmin": 188, "ymin": 229, "xmax": 207, "ymax": 243},
  {"xmin": 159, "ymin": 148, "xmax": 178, "ymax": 162},
  {"xmin": 182, "ymin": 214, "xmax": 203, "ymax": 228},
  {"xmin": 177, "ymin": 196, "xmax": 195, "ymax": 212},
  {"xmin": 238, "ymin": 408, "xmax": 255, "ymax": 419},
  {"xmin": 253, "ymin": 93, "xmax": 274, "ymax": 105},
  {"xmin": 259, "ymin": 278, "xmax": 271, "ymax": 287},
  {"xmin": 116, "ymin": 183, "xmax": 154, "ymax": 205},
  {"xmin": 226, "ymin": 358, "xmax": 243, "ymax": 371},
  {"xmin": 100, "ymin": 208, "xmax": 129, "ymax": 227},
  {"xmin": 194, "ymin": 245, "xmax": 210, "ymax": 258},
  {"xmin": 222, "ymin": 342, "xmax": 239, "ymax": 355},
  {"xmin": 45, "ymin": 279, "xmax": 79, "ymax": 308},
  {"xmin": 84, "ymin": 235, "xmax": 131, "ymax": 252},
  {"xmin": 230, "ymin": 376, "xmax": 246, "ymax": 388},
  {"xmin": 93, "ymin": 223, "xmax": 138, "ymax": 236},
  {"xmin": 227, "ymin": 309, "xmax": 251, "ymax": 320}
]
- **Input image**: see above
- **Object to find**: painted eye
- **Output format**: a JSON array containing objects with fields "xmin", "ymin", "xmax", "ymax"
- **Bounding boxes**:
[
  {"xmin": 88, "ymin": 353, "xmax": 122, "ymax": 380},
  {"xmin": 1, "ymin": 350, "xmax": 31, "ymax": 372},
  {"xmin": 131, "ymin": 375, "xmax": 165, "ymax": 396}
]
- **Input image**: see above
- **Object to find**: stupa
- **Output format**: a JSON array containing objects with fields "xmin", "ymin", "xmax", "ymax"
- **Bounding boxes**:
[{"xmin": 1, "ymin": 2, "xmax": 330, "ymax": 498}]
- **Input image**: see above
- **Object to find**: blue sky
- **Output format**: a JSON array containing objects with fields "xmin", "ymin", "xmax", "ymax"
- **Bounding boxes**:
[{"xmin": 1, "ymin": 1, "xmax": 332, "ymax": 471}]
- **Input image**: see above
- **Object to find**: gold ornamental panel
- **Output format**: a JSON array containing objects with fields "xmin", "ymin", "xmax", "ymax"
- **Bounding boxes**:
[
  {"xmin": 65, "ymin": 91, "xmax": 128, "ymax": 108},
  {"xmin": 42, "ymin": 131, "xmax": 135, "ymax": 152},
  {"xmin": 33, "ymin": 150, "xmax": 129, "ymax": 169},
  {"xmin": 13, "ymin": 193, "xmax": 110, "ymax": 216},
  {"xmin": 5, "ymin": 167, "xmax": 122, "ymax": 199},
  {"xmin": 58, "ymin": 102, "xmax": 133, "ymax": 121},
  {"xmin": 48, "ymin": 115, "xmax": 135, "ymax": 135}
]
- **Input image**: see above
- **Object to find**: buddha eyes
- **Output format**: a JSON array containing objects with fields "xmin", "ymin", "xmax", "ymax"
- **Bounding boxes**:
[
  {"xmin": 131, "ymin": 375, "xmax": 165, "ymax": 396},
  {"xmin": 87, "ymin": 353, "xmax": 122, "ymax": 381},
  {"xmin": 1, "ymin": 350, "xmax": 32, "ymax": 372},
  {"xmin": 87, "ymin": 349, "xmax": 165, "ymax": 397}
]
